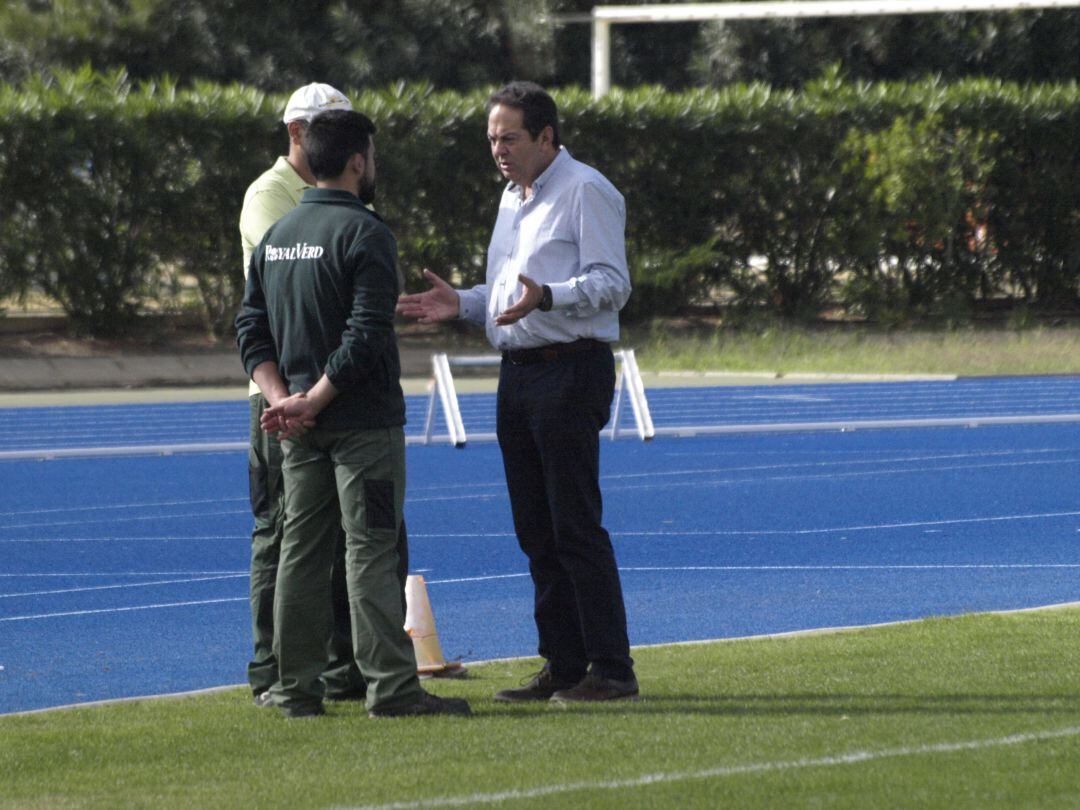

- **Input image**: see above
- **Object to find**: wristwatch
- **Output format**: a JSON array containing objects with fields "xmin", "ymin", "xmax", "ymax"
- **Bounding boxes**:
[{"xmin": 538, "ymin": 284, "xmax": 553, "ymax": 312}]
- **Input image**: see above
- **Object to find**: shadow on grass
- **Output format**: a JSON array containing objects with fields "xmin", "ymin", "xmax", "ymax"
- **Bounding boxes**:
[{"xmin": 507, "ymin": 692, "xmax": 1080, "ymax": 718}]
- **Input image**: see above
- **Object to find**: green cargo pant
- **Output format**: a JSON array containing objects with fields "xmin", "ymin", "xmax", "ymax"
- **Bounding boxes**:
[
  {"xmin": 271, "ymin": 424, "xmax": 421, "ymax": 715},
  {"xmin": 249, "ymin": 395, "xmax": 408, "ymax": 699}
]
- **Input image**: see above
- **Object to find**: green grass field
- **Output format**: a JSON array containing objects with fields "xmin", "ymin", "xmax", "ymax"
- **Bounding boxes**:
[
  {"xmin": 628, "ymin": 323, "xmax": 1080, "ymax": 377},
  {"xmin": 3, "ymin": 608, "xmax": 1079, "ymax": 809}
]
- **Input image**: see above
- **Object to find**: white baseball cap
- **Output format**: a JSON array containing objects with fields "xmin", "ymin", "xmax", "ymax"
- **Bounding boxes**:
[{"xmin": 282, "ymin": 82, "xmax": 352, "ymax": 124}]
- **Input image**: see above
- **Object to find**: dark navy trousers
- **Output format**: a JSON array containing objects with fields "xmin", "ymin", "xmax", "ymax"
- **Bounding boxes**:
[{"xmin": 495, "ymin": 343, "xmax": 634, "ymax": 682}]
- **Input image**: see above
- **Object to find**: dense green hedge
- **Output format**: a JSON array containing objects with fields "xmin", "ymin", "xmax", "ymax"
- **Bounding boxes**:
[{"xmin": 1, "ymin": 68, "xmax": 1079, "ymax": 336}]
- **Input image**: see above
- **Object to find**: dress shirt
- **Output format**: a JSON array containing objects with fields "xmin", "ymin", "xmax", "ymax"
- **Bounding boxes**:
[{"xmin": 458, "ymin": 148, "xmax": 631, "ymax": 350}]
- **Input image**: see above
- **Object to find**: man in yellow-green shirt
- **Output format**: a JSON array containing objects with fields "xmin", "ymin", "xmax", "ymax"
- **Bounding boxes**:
[{"xmin": 239, "ymin": 83, "xmax": 408, "ymax": 706}]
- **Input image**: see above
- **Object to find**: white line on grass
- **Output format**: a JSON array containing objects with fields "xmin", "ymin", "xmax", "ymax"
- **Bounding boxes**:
[{"xmin": 334, "ymin": 725, "xmax": 1080, "ymax": 810}]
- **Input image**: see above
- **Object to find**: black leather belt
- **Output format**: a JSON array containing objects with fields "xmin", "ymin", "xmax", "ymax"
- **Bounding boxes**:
[{"xmin": 501, "ymin": 338, "xmax": 607, "ymax": 365}]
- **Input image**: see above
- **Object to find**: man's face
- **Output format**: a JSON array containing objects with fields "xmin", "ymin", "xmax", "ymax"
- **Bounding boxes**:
[
  {"xmin": 487, "ymin": 104, "xmax": 552, "ymax": 188},
  {"xmin": 357, "ymin": 139, "xmax": 377, "ymax": 205}
]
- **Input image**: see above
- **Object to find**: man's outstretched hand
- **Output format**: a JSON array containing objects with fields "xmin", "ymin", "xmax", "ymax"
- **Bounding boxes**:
[{"xmin": 396, "ymin": 269, "xmax": 460, "ymax": 323}]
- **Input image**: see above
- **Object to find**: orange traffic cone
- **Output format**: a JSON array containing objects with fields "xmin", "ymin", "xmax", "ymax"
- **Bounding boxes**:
[{"xmin": 404, "ymin": 574, "xmax": 466, "ymax": 678}]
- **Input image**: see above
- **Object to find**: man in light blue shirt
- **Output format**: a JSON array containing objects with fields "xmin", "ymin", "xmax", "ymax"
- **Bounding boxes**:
[
  {"xmin": 398, "ymin": 81, "xmax": 637, "ymax": 703},
  {"xmin": 457, "ymin": 135, "xmax": 630, "ymax": 347}
]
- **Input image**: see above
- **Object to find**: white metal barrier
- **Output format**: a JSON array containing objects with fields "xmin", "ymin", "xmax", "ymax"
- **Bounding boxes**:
[{"xmin": 421, "ymin": 349, "xmax": 655, "ymax": 447}]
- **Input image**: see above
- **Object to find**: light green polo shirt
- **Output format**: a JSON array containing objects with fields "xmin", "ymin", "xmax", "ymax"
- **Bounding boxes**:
[{"xmin": 239, "ymin": 156, "xmax": 310, "ymax": 395}]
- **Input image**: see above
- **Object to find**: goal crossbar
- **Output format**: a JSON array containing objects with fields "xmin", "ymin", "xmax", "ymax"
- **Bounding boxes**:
[{"xmin": 587, "ymin": 0, "xmax": 1080, "ymax": 96}]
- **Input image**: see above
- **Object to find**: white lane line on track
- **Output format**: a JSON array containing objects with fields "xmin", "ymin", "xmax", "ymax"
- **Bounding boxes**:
[
  {"xmin": 420, "ymin": 562, "xmax": 1080, "ymax": 587},
  {"xmin": 333, "ymin": 725, "xmax": 1080, "ymax": 810},
  {"xmin": 425, "ymin": 573, "xmax": 530, "ymax": 585},
  {"xmin": 4, "ymin": 559, "xmax": 1068, "ymax": 616},
  {"xmin": 620, "ymin": 564, "xmax": 1080, "ymax": 572},
  {"xmin": 0, "ymin": 447, "xmax": 1062, "ymax": 522},
  {"xmin": 0, "ymin": 510, "xmax": 250, "ymax": 531},
  {"xmin": 0, "ymin": 535, "xmax": 245, "ymax": 544},
  {"xmin": 0, "ymin": 574, "xmax": 246, "ymax": 599},
  {"xmin": 0, "ymin": 456, "xmax": 1072, "ymax": 531},
  {"xmin": 0, "ymin": 596, "xmax": 246, "ymax": 622},
  {"xmin": 605, "ymin": 457, "xmax": 1080, "ymax": 492},
  {"xmin": 0, "ymin": 571, "xmax": 245, "ymax": 577},
  {"xmin": 405, "ymin": 510, "xmax": 1080, "ymax": 541},
  {"xmin": 614, "ymin": 510, "xmax": 1080, "ymax": 536},
  {"xmin": 0, "ymin": 449, "xmax": 1064, "ymax": 525},
  {"xmin": 603, "ymin": 447, "xmax": 1072, "ymax": 480},
  {"xmin": 0, "ymin": 497, "xmax": 247, "ymax": 519}
]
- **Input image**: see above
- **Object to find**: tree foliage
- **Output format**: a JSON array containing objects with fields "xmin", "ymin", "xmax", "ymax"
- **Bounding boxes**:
[
  {"xmin": 4, "ymin": 1, "xmax": 1080, "ymax": 90},
  {"xmin": 2, "ymin": 72, "xmax": 1078, "ymax": 336},
  {"xmin": 0, "ymin": 0, "xmax": 554, "ymax": 90}
]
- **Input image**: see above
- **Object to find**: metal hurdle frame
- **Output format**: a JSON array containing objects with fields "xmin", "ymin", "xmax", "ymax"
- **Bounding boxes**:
[{"xmin": 421, "ymin": 349, "xmax": 655, "ymax": 447}]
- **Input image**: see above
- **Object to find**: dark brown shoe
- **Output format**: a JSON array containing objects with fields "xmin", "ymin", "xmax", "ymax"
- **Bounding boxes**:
[
  {"xmin": 550, "ymin": 673, "xmax": 640, "ymax": 704},
  {"xmin": 493, "ymin": 667, "xmax": 579, "ymax": 702}
]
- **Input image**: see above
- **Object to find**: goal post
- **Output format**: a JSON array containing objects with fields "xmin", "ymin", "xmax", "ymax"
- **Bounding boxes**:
[{"xmin": 584, "ymin": 0, "xmax": 1080, "ymax": 97}]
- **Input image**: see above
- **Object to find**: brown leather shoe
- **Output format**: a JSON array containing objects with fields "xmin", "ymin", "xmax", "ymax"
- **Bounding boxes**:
[
  {"xmin": 493, "ymin": 667, "xmax": 580, "ymax": 702},
  {"xmin": 550, "ymin": 673, "xmax": 640, "ymax": 704}
]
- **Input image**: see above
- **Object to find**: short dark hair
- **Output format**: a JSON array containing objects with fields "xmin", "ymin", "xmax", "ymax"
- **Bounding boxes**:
[
  {"xmin": 303, "ymin": 109, "xmax": 377, "ymax": 180},
  {"xmin": 487, "ymin": 81, "xmax": 561, "ymax": 148}
]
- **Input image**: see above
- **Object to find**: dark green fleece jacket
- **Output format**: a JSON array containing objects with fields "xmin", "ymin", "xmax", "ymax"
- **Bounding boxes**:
[{"xmin": 236, "ymin": 188, "xmax": 405, "ymax": 430}]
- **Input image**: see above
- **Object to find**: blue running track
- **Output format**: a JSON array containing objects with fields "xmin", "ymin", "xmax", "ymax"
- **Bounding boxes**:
[{"xmin": 1, "ymin": 376, "xmax": 1078, "ymax": 714}]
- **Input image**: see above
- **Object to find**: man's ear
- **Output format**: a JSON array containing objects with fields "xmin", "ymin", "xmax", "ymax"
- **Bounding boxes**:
[
  {"xmin": 287, "ymin": 120, "xmax": 306, "ymax": 146},
  {"xmin": 350, "ymin": 151, "xmax": 367, "ymax": 175},
  {"xmin": 538, "ymin": 125, "xmax": 556, "ymax": 151}
]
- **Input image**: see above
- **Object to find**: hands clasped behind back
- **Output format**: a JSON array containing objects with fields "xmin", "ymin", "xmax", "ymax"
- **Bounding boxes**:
[{"xmin": 261, "ymin": 393, "xmax": 318, "ymax": 440}]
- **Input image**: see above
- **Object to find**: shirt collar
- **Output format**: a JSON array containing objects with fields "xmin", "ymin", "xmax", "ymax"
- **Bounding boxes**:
[
  {"xmin": 300, "ymin": 187, "xmax": 384, "ymax": 220},
  {"xmin": 508, "ymin": 147, "xmax": 570, "ymax": 199},
  {"xmin": 273, "ymin": 155, "xmax": 311, "ymax": 195}
]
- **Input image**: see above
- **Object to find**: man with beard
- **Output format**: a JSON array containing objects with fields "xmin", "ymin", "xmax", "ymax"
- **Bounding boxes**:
[
  {"xmin": 239, "ymin": 82, "xmax": 379, "ymax": 708},
  {"xmin": 237, "ymin": 109, "xmax": 470, "ymax": 719}
]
